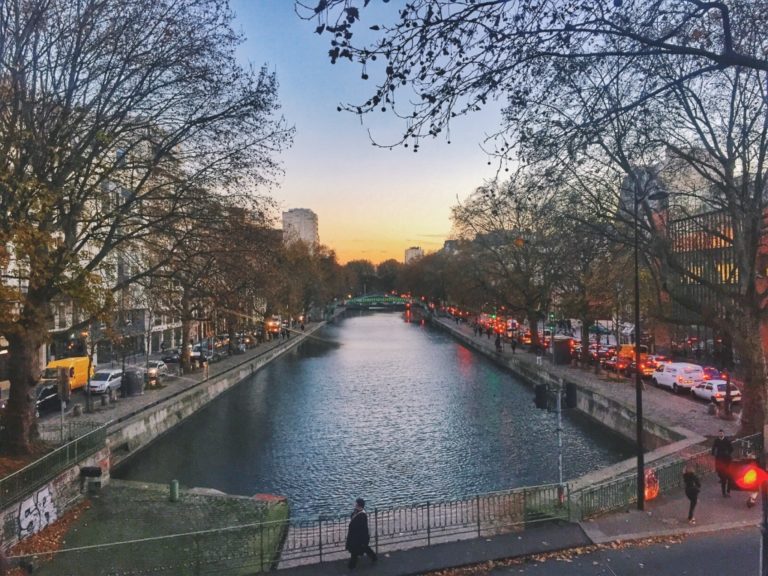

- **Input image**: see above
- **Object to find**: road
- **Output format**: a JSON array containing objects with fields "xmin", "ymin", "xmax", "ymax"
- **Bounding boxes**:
[{"xmin": 487, "ymin": 527, "xmax": 757, "ymax": 575}]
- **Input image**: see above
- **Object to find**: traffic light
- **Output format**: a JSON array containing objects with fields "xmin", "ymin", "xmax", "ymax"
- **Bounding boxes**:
[
  {"xmin": 732, "ymin": 459, "xmax": 768, "ymax": 490},
  {"xmin": 534, "ymin": 384, "xmax": 548, "ymax": 409}
]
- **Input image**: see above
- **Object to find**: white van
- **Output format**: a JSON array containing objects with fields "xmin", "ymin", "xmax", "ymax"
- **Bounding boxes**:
[{"xmin": 651, "ymin": 362, "xmax": 705, "ymax": 393}]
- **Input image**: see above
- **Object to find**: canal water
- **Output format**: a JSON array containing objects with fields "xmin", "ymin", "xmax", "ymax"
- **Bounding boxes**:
[{"xmin": 115, "ymin": 313, "xmax": 633, "ymax": 518}]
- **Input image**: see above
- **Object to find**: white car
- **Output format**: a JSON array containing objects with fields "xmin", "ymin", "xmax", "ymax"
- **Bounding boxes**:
[
  {"xmin": 146, "ymin": 360, "xmax": 169, "ymax": 382},
  {"xmin": 651, "ymin": 362, "xmax": 704, "ymax": 393},
  {"xmin": 88, "ymin": 369, "xmax": 123, "ymax": 394},
  {"xmin": 692, "ymin": 379, "xmax": 742, "ymax": 403}
]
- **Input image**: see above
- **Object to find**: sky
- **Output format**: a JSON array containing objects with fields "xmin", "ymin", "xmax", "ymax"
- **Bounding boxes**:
[{"xmin": 231, "ymin": 1, "xmax": 502, "ymax": 264}]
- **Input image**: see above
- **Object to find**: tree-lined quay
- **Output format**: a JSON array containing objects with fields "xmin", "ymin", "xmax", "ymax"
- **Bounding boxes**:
[
  {"xmin": 305, "ymin": 0, "xmax": 768, "ymax": 437},
  {"xmin": 2, "ymin": 1, "xmax": 768, "ymax": 572}
]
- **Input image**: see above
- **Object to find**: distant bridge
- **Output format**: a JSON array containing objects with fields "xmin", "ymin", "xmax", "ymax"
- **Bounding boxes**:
[{"xmin": 344, "ymin": 294, "xmax": 413, "ymax": 311}]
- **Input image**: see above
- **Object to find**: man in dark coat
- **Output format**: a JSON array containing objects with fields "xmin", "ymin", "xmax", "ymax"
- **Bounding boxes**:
[
  {"xmin": 345, "ymin": 498, "xmax": 377, "ymax": 569},
  {"xmin": 712, "ymin": 429, "xmax": 734, "ymax": 496}
]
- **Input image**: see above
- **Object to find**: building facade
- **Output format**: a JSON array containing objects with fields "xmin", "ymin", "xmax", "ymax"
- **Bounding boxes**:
[
  {"xmin": 404, "ymin": 246, "xmax": 424, "ymax": 264},
  {"xmin": 282, "ymin": 208, "xmax": 319, "ymax": 246}
]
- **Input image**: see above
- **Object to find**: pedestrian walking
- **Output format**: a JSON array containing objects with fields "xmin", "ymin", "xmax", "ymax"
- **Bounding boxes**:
[
  {"xmin": 511, "ymin": 339, "xmax": 517, "ymax": 354},
  {"xmin": 495, "ymin": 333, "xmax": 502, "ymax": 352},
  {"xmin": 712, "ymin": 429, "xmax": 733, "ymax": 497},
  {"xmin": 345, "ymin": 498, "xmax": 377, "ymax": 569},
  {"xmin": 486, "ymin": 326, "xmax": 492, "ymax": 339},
  {"xmin": 683, "ymin": 465, "xmax": 701, "ymax": 524}
]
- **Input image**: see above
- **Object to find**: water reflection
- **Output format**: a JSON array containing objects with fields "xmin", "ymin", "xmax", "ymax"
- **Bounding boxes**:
[{"xmin": 115, "ymin": 313, "xmax": 632, "ymax": 517}]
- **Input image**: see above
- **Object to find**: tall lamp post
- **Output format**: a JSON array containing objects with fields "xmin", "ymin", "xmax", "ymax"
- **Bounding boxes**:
[{"xmin": 633, "ymin": 185, "xmax": 668, "ymax": 511}]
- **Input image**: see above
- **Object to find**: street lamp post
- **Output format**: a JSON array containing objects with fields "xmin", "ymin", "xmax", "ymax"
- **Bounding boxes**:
[{"xmin": 633, "ymin": 186, "xmax": 668, "ymax": 511}]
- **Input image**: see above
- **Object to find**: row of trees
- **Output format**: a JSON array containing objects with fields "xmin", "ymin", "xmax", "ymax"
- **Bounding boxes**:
[
  {"xmin": 305, "ymin": 1, "xmax": 768, "ymax": 434},
  {"xmin": 0, "ymin": 0, "xmax": 306, "ymax": 455}
]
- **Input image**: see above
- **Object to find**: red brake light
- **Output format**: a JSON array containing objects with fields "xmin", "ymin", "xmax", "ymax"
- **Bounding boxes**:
[{"xmin": 733, "ymin": 461, "xmax": 768, "ymax": 490}]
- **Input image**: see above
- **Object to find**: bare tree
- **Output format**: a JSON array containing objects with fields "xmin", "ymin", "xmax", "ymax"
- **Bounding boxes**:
[
  {"xmin": 451, "ymin": 175, "xmax": 567, "ymax": 348},
  {"xmin": 301, "ymin": 0, "xmax": 766, "ymax": 146},
  {"xmin": 0, "ymin": 0, "xmax": 292, "ymax": 454}
]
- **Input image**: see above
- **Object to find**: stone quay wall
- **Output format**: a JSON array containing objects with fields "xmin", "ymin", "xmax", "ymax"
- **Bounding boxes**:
[
  {"xmin": 430, "ymin": 318, "xmax": 706, "ymax": 489},
  {"xmin": 108, "ymin": 324, "xmax": 322, "ymax": 468}
]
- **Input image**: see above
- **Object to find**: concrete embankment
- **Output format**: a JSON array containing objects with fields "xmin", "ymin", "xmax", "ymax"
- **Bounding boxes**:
[
  {"xmin": 107, "ymin": 323, "xmax": 324, "ymax": 467},
  {"xmin": 429, "ymin": 317, "xmax": 733, "ymax": 487}
]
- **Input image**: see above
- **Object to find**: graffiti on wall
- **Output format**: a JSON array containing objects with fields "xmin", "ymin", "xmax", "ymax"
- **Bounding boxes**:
[{"xmin": 18, "ymin": 486, "xmax": 57, "ymax": 539}]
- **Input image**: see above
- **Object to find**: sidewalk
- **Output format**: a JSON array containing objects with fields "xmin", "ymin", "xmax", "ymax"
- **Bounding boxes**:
[
  {"xmin": 434, "ymin": 317, "xmax": 741, "ymax": 440},
  {"xmin": 37, "ymin": 324, "xmax": 317, "ymax": 432}
]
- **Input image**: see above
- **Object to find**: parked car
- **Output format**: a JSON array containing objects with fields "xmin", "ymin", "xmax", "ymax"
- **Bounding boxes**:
[
  {"xmin": 691, "ymin": 379, "xmax": 742, "ymax": 403},
  {"xmin": 35, "ymin": 383, "xmax": 62, "ymax": 417},
  {"xmin": 625, "ymin": 359, "xmax": 655, "ymax": 378},
  {"xmin": 651, "ymin": 362, "xmax": 705, "ymax": 393},
  {"xmin": 161, "ymin": 349, "xmax": 181, "ymax": 363},
  {"xmin": 602, "ymin": 355, "xmax": 630, "ymax": 373},
  {"xmin": 88, "ymin": 369, "xmax": 123, "ymax": 394},
  {"xmin": 702, "ymin": 366, "xmax": 726, "ymax": 381},
  {"xmin": 646, "ymin": 355, "xmax": 669, "ymax": 370},
  {"xmin": 146, "ymin": 360, "xmax": 169, "ymax": 383}
]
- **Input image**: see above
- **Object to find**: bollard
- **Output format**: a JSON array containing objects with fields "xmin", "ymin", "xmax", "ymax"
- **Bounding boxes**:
[{"xmin": 170, "ymin": 479, "xmax": 179, "ymax": 502}]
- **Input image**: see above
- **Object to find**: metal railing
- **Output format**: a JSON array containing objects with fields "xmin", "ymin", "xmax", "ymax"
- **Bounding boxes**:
[
  {"xmin": 574, "ymin": 433, "xmax": 761, "ymax": 519},
  {"xmin": 279, "ymin": 484, "xmax": 568, "ymax": 566},
  {"xmin": 38, "ymin": 420, "xmax": 105, "ymax": 445},
  {"xmin": 0, "ymin": 424, "xmax": 107, "ymax": 508}
]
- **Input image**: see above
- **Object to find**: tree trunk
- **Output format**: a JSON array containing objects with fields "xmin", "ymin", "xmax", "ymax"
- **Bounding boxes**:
[
  {"xmin": 581, "ymin": 318, "xmax": 594, "ymax": 366},
  {"xmin": 738, "ymin": 313, "xmax": 768, "ymax": 436},
  {"xmin": 1, "ymin": 326, "xmax": 44, "ymax": 455},
  {"xmin": 180, "ymin": 291, "xmax": 192, "ymax": 374},
  {"xmin": 527, "ymin": 309, "xmax": 541, "ymax": 349}
]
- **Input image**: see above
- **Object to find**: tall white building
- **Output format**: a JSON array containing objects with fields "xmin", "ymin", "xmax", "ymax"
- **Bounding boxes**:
[
  {"xmin": 282, "ymin": 208, "xmax": 319, "ymax": 246},
  {"xmin": 404, "ymin": 246, "xmax": 424, "ymax": 264}
]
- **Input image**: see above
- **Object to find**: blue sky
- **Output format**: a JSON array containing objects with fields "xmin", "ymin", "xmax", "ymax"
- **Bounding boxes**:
[{"xmin": 232, "ymin": 0, "xmax": 501, "ymax": 263}]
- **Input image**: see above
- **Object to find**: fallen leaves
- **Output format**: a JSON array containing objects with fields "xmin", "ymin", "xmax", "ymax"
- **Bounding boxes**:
[
  {"xmin": 421, "ymin": 534, "xmax": 687, "ymax": 575},
  {"xmin": 6, "ymin": 500, "xmax": 91, "ymax": 575}
]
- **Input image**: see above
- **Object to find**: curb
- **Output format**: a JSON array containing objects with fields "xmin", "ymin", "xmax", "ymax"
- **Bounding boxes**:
[{"xmin": 580, "ymin": 519, "xmax": 759, "ymax": 545}]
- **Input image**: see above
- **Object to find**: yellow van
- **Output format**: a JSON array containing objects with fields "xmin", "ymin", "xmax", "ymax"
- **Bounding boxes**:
[
  {"xmin": 617, "ymin": 344, "xmax": 648, "ymax": 360},
  {"xmin": 40, "ymin": 357, "xmax": 94, "ymax": 391}
]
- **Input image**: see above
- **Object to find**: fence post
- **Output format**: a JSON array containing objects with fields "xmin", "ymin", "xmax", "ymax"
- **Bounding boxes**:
[
  {"xmin": 195, "ymin": 532, "xmax": 202, "ymax": 576},
  {"xmin": 476, "ymin": 494, "xmax": 481, "ymax": 536},
  {"xmin": 374, "ymin": 507, "xmax": 379, "ymax": 553},
  {"xmin": 260, "ymin": 522, "xmax": 264, "ymax": 572},
  {"xmin": 318, "ymin": 516, "xmax": 323, "ymax": 563},
  {"xmin": 426, "ymin": 501, "xmax": 431, "ymax": 546}
]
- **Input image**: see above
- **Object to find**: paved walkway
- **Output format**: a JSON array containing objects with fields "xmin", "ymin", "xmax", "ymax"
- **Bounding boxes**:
[{"xmin": 38, "ymin": 322, "xmax": 321, "ymax": 433}]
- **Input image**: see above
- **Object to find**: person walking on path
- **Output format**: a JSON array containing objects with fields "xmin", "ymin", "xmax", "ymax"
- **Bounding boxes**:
[
  {"xmin": 712, "ymin": 429, "xmax": 734, "ymax": 497},
  {"xmin": 495, "ymin": 333, "xmax": 502, "ymax": 353},
  {"xmin": 511, "ymin": 339, "xmax": 517, "ymax": 354},
  {"xmin": 683, "ymin": 465, "xmax": 701, "ymax": 524},
  {"xmin": 346, "ymin": 498, "xmax": 377, "ymax": 569}
]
